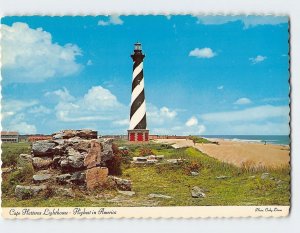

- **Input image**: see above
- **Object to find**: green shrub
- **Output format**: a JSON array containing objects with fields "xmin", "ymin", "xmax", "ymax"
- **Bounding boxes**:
[
  {"xmin": 189, "ymin": 136, "xmax": 213, "ymax": 144},
  {"xmin": 8, "ymin": 163, "xmax": 34, "ymax": 186},
  {"xmin": 184, "ymin": 160, "xmax": 202, "ymax": 174},
  {"xmin": 139, "ymin": 147, "xmax": 154, "ymax": 156}
]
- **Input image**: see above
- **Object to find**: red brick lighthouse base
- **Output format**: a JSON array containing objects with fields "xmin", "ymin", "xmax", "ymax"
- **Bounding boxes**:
[{"xmin": 128, "ymin": 129, "xmax": 149, "ymax": 143}]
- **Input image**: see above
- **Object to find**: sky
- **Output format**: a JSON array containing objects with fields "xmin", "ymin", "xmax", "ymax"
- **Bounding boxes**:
[{"xmin": 1, "ymin": 15, "xmax": 290, "ymax": 135}]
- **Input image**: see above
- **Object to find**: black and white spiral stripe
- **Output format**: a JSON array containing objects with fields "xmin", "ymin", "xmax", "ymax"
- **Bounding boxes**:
[{"xmin": 129, "ymin": 60, "xmax": 147, "ymax": 130}]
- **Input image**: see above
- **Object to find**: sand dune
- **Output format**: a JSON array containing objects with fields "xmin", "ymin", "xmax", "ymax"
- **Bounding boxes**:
[{"xmin": 154, "ymin": 138, "xmax": 290, "ymax": 168}]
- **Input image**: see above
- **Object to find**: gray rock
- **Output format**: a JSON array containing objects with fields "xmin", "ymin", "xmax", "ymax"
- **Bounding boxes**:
[
  {"xmin": 52, "ymin": 156, "xmax": 61, "ymax": 167},
  {"xmin": 100, "ymin": 138, "xmax": 114, "ymax": 162},
  {"xmin": 146, "ymin": 159, "xmax": 158, "ymax": 164},
  {"xmin": 60, "ymin": 158, "xmax": 69, "ymax": 168},
  {"xmin": 32, "ymin": 140, "xmax": 57, "ymax": 157},
  {"xmin": 52, "ymin": 129, "xmax": 97, "ymax": 140},
  {"xmin": 70, "ymin": 171, "xmax": 86, "ymax": 185},
  {"xmin": 261, "ymin": 173, "xmax": 270, "ymax": 180},
  {"xmin": 19, "ymin": 154, "xmax": 32, "ymax": 162},
  {"xmin": 72, "ymin": 140, "xmax": 91, "ymax": 152},
  {"xmin": 109, "ymin": 176, "xmax": 132, "ymax": 191},
  {"xmin": 33, "ymin": 174, "xmax": 52, "ymax": 182},
  {"xmin": 56, "ymin": 173, "xmax": 72, "ymax": 184},
  {"xmin": 191, "ymin": 186, "xmax": 206, "ymax": 198},
  {"xmin": 118, "ymin": 190, "xmax": 136, "ymax": 196},
  {"xmin": 15, "ymin": 185, "xmax": 47, "ymax": 200},
  {"xmin": 32, "ymin": 157, "xmax": 53, "ymax": 169},
  {"xmin": 191, "ymin": 172, "xmax": 199, "ymax": 176},
  {"xmin": 155, "ymin": 155, "xmax": 165, "ymax": 160},
  {"xmin": 166, "ymin": 159, "xmax": 184, "ymax": 164},
  {"xmin": 59, "ymin": 149, "xmax": 85, "ymax": 170},
  {"xmin": 133, "ymin": 157, "xmax": 148, "ymax": 162},
  {"xmin": 216, "ymin": 175, "xmax": 230, "ymax": 179},
  {"xmin": 55, "ymin": 188, "xmax": 75, "ymax": 198},
  {"xmin": 67, "ymin": 154, "xmax": 85, "ymax": 169},
  {"xmin": 148, "ymin": 193, "xmax": 172, "ymax": 199},
  {"xmin": 53, "ymin": 133, "xmax": 64, "ymax": 140}
]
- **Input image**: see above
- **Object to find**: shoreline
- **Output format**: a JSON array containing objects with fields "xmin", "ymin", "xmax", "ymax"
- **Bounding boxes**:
[
  {"xmin": 154, "ymin": 138, "xmax": 290, "ymax": 168},
  {"xmin": 202, "ymin": 136, "xmax": 290, "ymax": 146},
  {"xmin": 202, "ymin": 137, "xmax": 289, "ymax": 147}
]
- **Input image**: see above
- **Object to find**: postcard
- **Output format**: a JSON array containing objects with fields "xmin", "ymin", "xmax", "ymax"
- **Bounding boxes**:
[{"xmin": 1, "ymin": 15, "xmax": 290, "ymax": 218}]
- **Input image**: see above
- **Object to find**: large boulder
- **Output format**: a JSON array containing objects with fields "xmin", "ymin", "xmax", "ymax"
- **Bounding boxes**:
[
  {"xmin": 32, "ymin": 157, "xmax": 53, "ymax": 169},
  {"xmin": 109, "ymin": 176, "xmax": 132, "ymax": 191},
  {"xmin": 15, "ymin": 185, "xmax": 47, "ymax": 200},
  {"xmin": 32, "ymin": 140, "xmax": 57, "ymax": 157},
  {"xmin": 59, "ymin": 148, "xmax": 85, "ymax": 170},
  {"xmin": 69, "ymin": 171, "xmax": 86, "ymax": 185},
  {"xmin": 33, "ymin": 173, "xmax": 52, "ymax": 183},
  {"xmin": 86, "ymin": 167, "xmax": 108, "ymax": 190},
  {"xmin": 19, "ymin": 154, "xmax": 32, "ymax": 162},
  {"xmin": 84, "ymin": 140, "xmax": 101, "ymax": 169},
  {"xmin": 68, "ymin": 154, "xmax": 85, "ymax": 169},
  {"xmin": 99, "ymin": 138, "xmax": 114, "ymax": 163},
  {"xmin": 72, "ymin": 140, "xmax": 91, "ymax": 153},
  {"xmin": 56, "ymin": 174, "xmax": 72, "ymax": 184},
  {"xmin": 52, "ymin": 129, "xmax": 97, "ymax": 140}
]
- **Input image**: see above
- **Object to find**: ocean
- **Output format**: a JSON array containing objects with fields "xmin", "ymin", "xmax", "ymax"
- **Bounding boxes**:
[{"xmin": 202, "ymin": 135, "xmax": 290, "ymax": 146}]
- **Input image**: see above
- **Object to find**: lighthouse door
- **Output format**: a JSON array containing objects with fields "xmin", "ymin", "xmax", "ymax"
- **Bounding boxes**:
[
  {"xmin": 129, "ymin": 133, "xmax": 135, "ymax": 141},
  {"xmin": 137, "ymin": 133, "xmax": 143, "ymax": 141}
]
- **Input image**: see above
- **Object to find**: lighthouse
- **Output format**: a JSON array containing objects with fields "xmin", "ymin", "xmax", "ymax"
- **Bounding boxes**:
[{"xmin": 128, "ymin": 42, "xmax": 149, "ymax": 142}]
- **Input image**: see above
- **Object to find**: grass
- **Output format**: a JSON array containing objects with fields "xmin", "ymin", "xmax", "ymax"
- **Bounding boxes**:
[
  {"xmin": 1, "ymin": 141, "xmax": 290, "ymax": 207},
  {"xmin": 1, "ymin": 142, "xmax": 31, "ymax": 167},
  {"xmin": 189, "ymin": 136, "xmax": 214, "ymax": 144}
]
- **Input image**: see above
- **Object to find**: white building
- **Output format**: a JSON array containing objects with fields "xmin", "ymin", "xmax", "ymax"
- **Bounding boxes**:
[{"xmin": 1, "ymin": 131, "xmax": 19, "ymax": 143}]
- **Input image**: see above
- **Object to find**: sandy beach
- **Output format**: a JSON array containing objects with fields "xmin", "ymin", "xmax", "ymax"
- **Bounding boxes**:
[{"xmin": 155, "ymin": 138, "xmax": 290, "ymax": 168}]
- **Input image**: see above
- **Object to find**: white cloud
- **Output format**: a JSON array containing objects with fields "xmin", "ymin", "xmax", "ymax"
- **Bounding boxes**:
[
  {"xmin": 86, "ymin": 59, "xmax": 93, "ymax": 66},
  {"xmin": 201, "ymin": 105, "xmax": 289, "ymax": 123},
  {"xmin": 8, "ymin": 121, "xmax": 37, "ymax": 134},
  {"xmin": 196, "ymin": 15, "xmax": 288, "ymax": 29},
  {"xmin": 45, "ymin": 87, "xmax": 75, "ymax": 102},
  {"xmin": 98, "ymin": 15, "xmax": 123, "ymax": 26},
  {"xmin": 148, "ymin": 105, "xmax": 177, "ymax": 125},
  {"xmin": 217, "ymin": 85, "xmax": 224, "ymax": 90},
  {"xmin": 185, "ymin": 116, "xmax": 198, "ymax": 127},
  {"xmin": 234, "ymin": 97, "xmax": 252, "ymax": 105},
  {"xmin": 1, "ymin": 99, "xmax": 44, "ymax": 134},
  {"xmin": 28, "ymin": 105, "xmax": 51, "ymax": 114},
  {"xmin": 2, "ymin": 99, "xmax": 38, "ymax": 117},
  {"xmin": 189, "ymin": 48, "xmax": 216, "ymax": 58},
  {"xmin": 2, "ymin": 113, "xmax": 37, "ymax": 134},
  {"xmin": 249, "ymin": 55, "xmax": 267, "ymax": 64},
  {"xmin": 1, "ymin": 22, "xmax": 82, "ymax": 83},
  {"xmin": 148, "ymin": 106, "xmax": 206, "ymax": 135},
  {"xmin": 50, "ymin": 86, "xmax": 127, "ymax": 122}
]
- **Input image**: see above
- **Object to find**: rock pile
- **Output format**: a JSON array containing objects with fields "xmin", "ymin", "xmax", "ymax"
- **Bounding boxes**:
[{"xmin": 15, "ymin": 129, "xmax": 132, "ymax": 200}]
